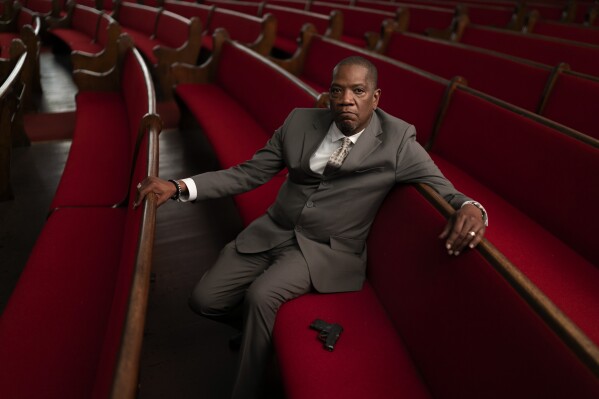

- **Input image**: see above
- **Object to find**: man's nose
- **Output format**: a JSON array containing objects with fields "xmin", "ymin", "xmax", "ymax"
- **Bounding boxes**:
[{"xmin": 339, "ymin": 89, "xmax": 354, "ymax": 104}]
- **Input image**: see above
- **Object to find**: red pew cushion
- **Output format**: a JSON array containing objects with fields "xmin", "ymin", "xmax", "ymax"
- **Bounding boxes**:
[
  {"xmin": 274, "ymin": 283, "xmax": 431, "ymax": 399},
  {"xmin": 50, "ymin": 92, "xmax": 130, "ymax": 209},
  {"xmin": 0, "ymin": 207, "xmax": 127, "ymax": 399}
]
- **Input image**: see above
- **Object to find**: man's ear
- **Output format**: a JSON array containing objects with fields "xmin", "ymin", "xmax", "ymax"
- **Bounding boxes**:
[{"xmin": 373, "ymin": 88, "xmax": 381, "ymax": 109}]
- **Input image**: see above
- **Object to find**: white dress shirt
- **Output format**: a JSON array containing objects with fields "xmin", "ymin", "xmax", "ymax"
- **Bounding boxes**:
[{"xmin": 180, "ymin": 122, "xmax": 364, "ymax": 202}]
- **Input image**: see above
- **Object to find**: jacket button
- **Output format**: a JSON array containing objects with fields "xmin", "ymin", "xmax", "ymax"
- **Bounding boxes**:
[
  {"xmin": 306, "ymin": 201, "xmax": 314, "ymax": 208},
  {"xmin": 295, "ymin": 225, "xmax": 302, "ymax": 232}
]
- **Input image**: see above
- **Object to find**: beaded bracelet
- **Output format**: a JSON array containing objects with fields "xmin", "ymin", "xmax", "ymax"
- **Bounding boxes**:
[{"xmin": 168, "ymin": 179, "xmax": 182, "ymax": 202}]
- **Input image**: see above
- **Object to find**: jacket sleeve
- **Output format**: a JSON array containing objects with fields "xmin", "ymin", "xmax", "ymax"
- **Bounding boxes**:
[
  {"xmin": 190, "ymin": 111, "xmax": 295, "ymax": 200},
  {"xmin": 395, "ymin": 125, "xmax": 471, "ymax": 209}
]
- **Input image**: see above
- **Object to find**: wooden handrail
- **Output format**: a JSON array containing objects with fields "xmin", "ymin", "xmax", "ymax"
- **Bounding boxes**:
[{"xmin": 416, "ymin": 183, "xmax": 599, "ymax": 379}]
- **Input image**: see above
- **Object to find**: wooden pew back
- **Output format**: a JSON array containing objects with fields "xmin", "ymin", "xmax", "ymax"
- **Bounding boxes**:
[
  {"xmin": 458, "ymin": 23, "xmax": 599, "ymax": 78},
  {"xmin": 380, "ymin": 31, "xmax": 553, "ymax": 112}
]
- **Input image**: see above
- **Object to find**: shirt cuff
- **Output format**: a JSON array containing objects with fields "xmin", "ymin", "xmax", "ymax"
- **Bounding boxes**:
[
  {"xmin": 180, "ymin": 178, "xmax": 197, "ymax": 202},
  {"xmin": 461, "ymin": 200, "xmax": 489, "ymax": 227}
]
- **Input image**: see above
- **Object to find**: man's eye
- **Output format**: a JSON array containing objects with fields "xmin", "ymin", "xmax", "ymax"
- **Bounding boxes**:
[{"xmin": 354, "ymin": 88, "xmax": 365, "ymax": 94}]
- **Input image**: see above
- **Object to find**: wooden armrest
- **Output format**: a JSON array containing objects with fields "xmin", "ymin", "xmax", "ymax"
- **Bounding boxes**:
[
  {"xmin": 323, "ymin": 10, "xmax": 343, "ymax": 40},
  {"xmin": 70, "ymin": 23, "xmax": 120, "ymax": 72},
  {"xmin": 268, "ymin": 23, "xmax": 316, "ymax": 75},
  {"xmin": 153, "ymin": 17, "xmax": 202, "ymax": 66},
  {"xmin": 249, "ymin": 12, "xmax": 276, "ymax": 56},
  {"xmin": 46, "ymin": 0, "xmax": 75, "ymax": 28},
  {"xmin": 171, "ymin": 28, "xmax": 228, "ymax": 85},
  {"xmin": 72, "ymin": 66, "xmax": 119, "ymax": 91}
]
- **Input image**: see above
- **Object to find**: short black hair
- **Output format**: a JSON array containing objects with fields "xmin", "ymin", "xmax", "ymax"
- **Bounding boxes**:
[{"xmin": 333, "ymin": 56, "xmax": 378, "ymax": 89}]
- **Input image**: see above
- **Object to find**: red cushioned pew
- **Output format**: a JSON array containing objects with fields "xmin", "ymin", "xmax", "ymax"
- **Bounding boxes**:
[
  {"xmin": 427, "ymin": 83, "xmax": 599, "ymax": 353},
  {"xmin": 0, "ymin": 39, "xmax": 161, "ymax": 399},
  {"xmin": 204, "ymin": 0, "xmax": 343, "ymax": 57},
  {"xmin": 309, "ymin": 1, "xmax": 404, "ymax": 48},
  {"xmin": 451, "ymin": 21, "xmax": 599, "ymax": 78},
  {"xmin": 274, "ymin": 183, "xmax": 599, "ymax": 399},
  {"xmin": 49, "ymin": 34, "xmax": 158, "ymax": 211},
  {"xmin": 539, "ymin": 69, "xmax": 599, "ymax": 141},
  {"xmin": 376, "ymin": 30, "xmax": 555, "ymax": 112},
  {"xmin": 172, "ymin": 29, "xmax": 321, "ymax": 225},
  {"xmin": 524, "ymin": 12, "xmax": 599, "ymax": 46},
  {"xmin": 164, "ymin": 0, "xmax": 276, "ymax": 58},
  {"xmin": 47, "ymin": 3, "xmax": 121, "ymax": 72},
  {"xmin": 112, "ymin": 1, "xmax": 202, "ymax": 97}
]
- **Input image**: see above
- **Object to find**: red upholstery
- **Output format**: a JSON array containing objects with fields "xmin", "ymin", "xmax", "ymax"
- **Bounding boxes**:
[
  {"xmin": 50, "ymin": 92, "xmax": 130, "ymax": 209},
  {"xmin": 49, "ymin": 5, "xmax": 103, "ymax": 53},
  {"xmin": 384, "ymin": 32, "xmax": 551, "ymax": 112},
  {"xmin": 542, "ymin": 71, "xmax": 599, "ymax": 140},
  {"xmin": 216, "ymin": 43, "xmax": 317, "ymax": 134},
  {"xmin": 0, "ymin": 33, "xmax": 19, "ymax": 57},
  {"xmin": 121, "ymin": 28, "xmax": 160, "ymax": 64},
  {"xmin": 0, "ymin": 207, "xmax": 127, "ymax": 399},
  {"xmin": 432, "ymin": 88, "xmax": 599, "ymax": 265},
  {"xmin": 207, "ymin": 8, "xmax": 264, "ymax": 44},
  {"xmin": 431, "ymin": 154, "xmax": 599, "ymax": 346},
  {"xmin": 460, "ymin": 25, "xmax": 599, "ymax": 78},
  {"xmin": 0, "ymin": 130, "xmax": 155, "ymax": 398},
  {"xmin": 264, "ymin": 5, "xmax": 332, "ymax": 37},
  {"xmin": 274, "ymin": 185, "xmax": 599, "ymax": 398},
  {"xmin": 51, "ymin": 49, "xmax": 150, "ymax": 210},
  {"xmin": 355, "ymin": 1, "xmax": 455, "ymax": 34},
  {"xmin": 176, "ymin": 83, "xmax": 271, "ymax": 168},
  {"xmin": 532, "ymin": 21, "xmax": 599, "ymax": 45},
  {"xmin": 175, "ymin": 40, "xmax": 318, "ymax": 223},
  {"xmin": 310, "ymin": 2, "xmax": 391, "ymax": 47},
  {"xmin": 155, "ymin": 11, "xmax": 191, "ymax": 49},
  {"xmin": 71, "ymin": 4, "xmax": 101, "ymax": 39},
  {"xmin": 466, "ymin": 5, "xmax": 515, "ymax": 27},
  {"xmin": 428, "ymin": 87, "xmax": 599, "ymax": 345},
  {"xmin": 366, "ymin": 185, "xmax": 599, "ymax": 398},
  {"xmin": 22, "ymin": 0, "xmax": 53, "ymax": 14},
  {"xmin": 163, "ymin": 1, "xmax": 213, "ymax": 27},
  {"xmin": 118, "ymin": 5, "xmax": 194, "ymax": 65},
  {"xmin": 117, "ymin": 3, "xmax": 157, "ymax": 37},
  {"xmin": 274, "ymin": 283, "xmax": 431, "ymax": 399}
]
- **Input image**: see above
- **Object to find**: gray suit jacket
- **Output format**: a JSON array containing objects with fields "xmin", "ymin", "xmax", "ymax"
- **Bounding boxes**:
[{"xmin": 192, "ymin": 108, "xmax": 470, "ymax": 293}]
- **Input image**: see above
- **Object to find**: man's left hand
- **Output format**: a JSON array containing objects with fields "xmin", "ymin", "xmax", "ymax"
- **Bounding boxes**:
[{"xmin": 439, "ymin": 204, "xmax": 486, "ymax": 256}]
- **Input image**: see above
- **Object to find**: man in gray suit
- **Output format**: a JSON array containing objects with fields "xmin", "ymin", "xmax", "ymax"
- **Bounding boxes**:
[{"xmin": 135, "ymin": 56, "xmax": 487, "ymax": 398}]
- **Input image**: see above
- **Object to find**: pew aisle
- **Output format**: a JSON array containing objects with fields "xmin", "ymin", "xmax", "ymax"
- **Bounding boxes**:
[{"xmin": 0, "ymin": 45, "xmax": 282, "ymax": 398}]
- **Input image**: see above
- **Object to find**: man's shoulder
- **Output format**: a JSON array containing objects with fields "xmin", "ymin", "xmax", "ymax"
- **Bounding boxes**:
[{"xmin": 375, "ymin": 108, "xmax": 412, "ymax": 130}]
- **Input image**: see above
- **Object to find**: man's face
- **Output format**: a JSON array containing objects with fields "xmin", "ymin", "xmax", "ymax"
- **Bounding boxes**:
[{"xmin": 329, "ymin": 64, "xmax": 381, "ymax": 136}]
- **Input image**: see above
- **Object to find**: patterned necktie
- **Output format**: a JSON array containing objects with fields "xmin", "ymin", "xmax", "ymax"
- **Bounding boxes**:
[{"xmin": 323, "ymin": 137, "xmax": 353, "ymax": 175}]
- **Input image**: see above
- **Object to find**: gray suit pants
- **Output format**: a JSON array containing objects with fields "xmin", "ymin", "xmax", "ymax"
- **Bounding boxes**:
[{"xmin": 189, "ymin": 237, "xmax": 312, "ymax": 399}]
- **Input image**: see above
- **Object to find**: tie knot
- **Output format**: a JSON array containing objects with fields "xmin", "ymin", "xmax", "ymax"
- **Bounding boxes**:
[{"xmin": 341, "ymin": 137, "xmax": 352, "ymax": 148}]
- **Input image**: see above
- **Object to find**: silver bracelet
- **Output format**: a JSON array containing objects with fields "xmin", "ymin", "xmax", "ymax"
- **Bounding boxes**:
[
  {"xmin": 168, "ymin": 179, "xmax": 182, "ymax": 202},
  {"xmin": 462, "ymin": 200, "xmax": 488, "ymax": 226}
]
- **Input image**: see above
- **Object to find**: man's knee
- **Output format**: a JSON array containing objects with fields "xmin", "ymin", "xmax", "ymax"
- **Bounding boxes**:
[{"xmin": 244, "ymin": 281, "xmax": 279, "ymax": 315}]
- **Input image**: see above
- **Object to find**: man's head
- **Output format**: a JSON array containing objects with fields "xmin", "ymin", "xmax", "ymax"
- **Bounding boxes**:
[{"xmin": 329, "ymin": 56, "xmax": 381, "ymax": 136}]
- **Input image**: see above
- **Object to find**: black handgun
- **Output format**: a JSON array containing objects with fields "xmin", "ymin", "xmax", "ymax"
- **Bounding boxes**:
[{"xmin": 310, "ymin": 319, "xmax": 343, "ymax": 351}]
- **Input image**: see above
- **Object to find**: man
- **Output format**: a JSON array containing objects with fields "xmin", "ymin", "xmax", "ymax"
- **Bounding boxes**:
[{"xmin": 135, "ymin": 56, "xmax": 487, "ymax": 398}]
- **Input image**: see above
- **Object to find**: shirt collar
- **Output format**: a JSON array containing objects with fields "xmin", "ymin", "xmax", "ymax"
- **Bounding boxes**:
[{"xmin": 329, "ymin": 122, "xmax": 365, "ymax": 144}]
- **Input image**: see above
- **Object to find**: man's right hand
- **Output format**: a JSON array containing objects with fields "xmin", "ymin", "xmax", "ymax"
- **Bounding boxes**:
[{"xmin": 134, "ymin": 176, "xmax": 182, "ymax": 209}]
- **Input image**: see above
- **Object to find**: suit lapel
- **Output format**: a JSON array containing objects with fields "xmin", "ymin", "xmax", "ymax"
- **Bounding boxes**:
[
  {"xmin": 300, "ymin": 111, "xmax": 333, "ymax": 176},
  {"xmin": 335, "ymin": 112, "xmax": 383, "ymax": 175}
]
